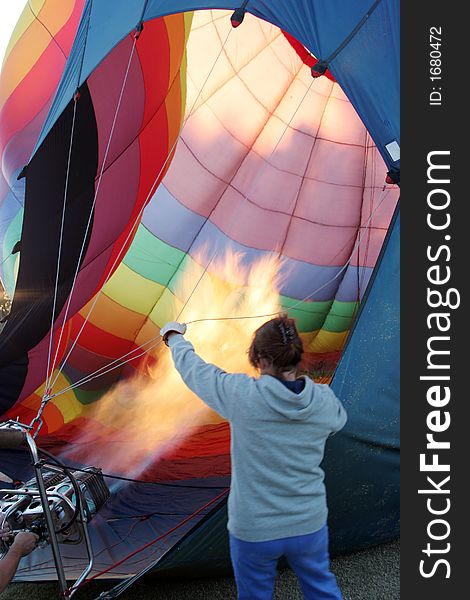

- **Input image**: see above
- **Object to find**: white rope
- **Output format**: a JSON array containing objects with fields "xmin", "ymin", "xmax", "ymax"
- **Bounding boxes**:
[
  {"xmin": 50, "ymin": 28, "xmax": 309, "ymax": 397},
  {"xmin": 51, "ymin": 337, "xmax": 165, "ymax": 398},
  {"xmin": 49, "ymin": 25, "xmax": 307, "ymax": 395},
  {"xmin": 176, "ymin": 71, "xmax": 315, "ymax": 323},
  {"xmin": 44, "ymin": 21, "xmax": 395, "ymax": 399},
  {"xmin": 47, "ymin": 26, "xmax": 235, "ymax": 393},
  {"xmin": 46, "ymin": 36, "xmax": 139, "ymax": 391},
  {"xmin": 43, "ymin": 98, "xmax": 79, "ymax": 395},
  {"xmin": 50, "ymin": 71, "xmax": 356, "ymax": 396},
  {"xmin": 187, "ymin": 185, "xmax": 393, "ymax": 320},
  {"xmin": 41, "ymin": 3, "xmax": 93, "ymax": 398},
  {"xmin": 49, "ymin": 183, "xmax": 393, "ymax": 400}
]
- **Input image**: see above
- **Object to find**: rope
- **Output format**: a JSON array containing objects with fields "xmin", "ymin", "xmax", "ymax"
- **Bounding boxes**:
[
  {"xmin": 185, "ymin": 185, "xmax": 392, "ymax": 321},
  {"xmin": 45, "ymin": 25, "xmax": 235, "ymax": 398},
  {"xmin": 51, "ymin": 338, "xmax": 164, "ymax": 397},
  {"xmin": 47, "ymin": 35, "xmax": 139, "ymax": 392},
  {"xmin": 357, "ymin": 132, "xmax": 375, "ymax": 295},
  {"xmin": 37, "ymin": 0, "xmax": 93, "ymax": 404},
  {"xmin": 175, "ymin": 252, "xmax": 216, "ymax": 322},
  {"xmin": 175, "ymin": 73, "xmax": 316, "ymax": 323},
  {"xmin": 43, "ymin": 97, "xmax": 79, "ymax": 397},
  {"xmin": 65, "ymin": 488, "xmax": 229, "ymax": 596},
  {"xmin": 31, "ymin": 98, "xmax": 81, "ymax": 434},
  {"xmin": 48, "ymin": 67, "xmax": 315, "ymax": 398},
  {"xmin": 43, "ymin": 23, "xmax": 312, "ymax": 402},
  {"xmin": 36, "ymin": 16, "xmax": 394, "ymax": 408},
  {"xmin": 48, "ymin": 183, "xmax": 391, "ymax": 399},
  {"xmin": 47, "ymin": 63, "xmax": 394, "ymax": 399}
]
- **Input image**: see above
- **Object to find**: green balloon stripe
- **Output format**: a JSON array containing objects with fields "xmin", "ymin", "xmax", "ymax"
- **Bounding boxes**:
[
  {"xmin": 122, "ymin": 226, "xmax": 357, "ymax": 335},
  {"xmin": 280, "ymin": 298, "xmax": 358, "ymax": 333},
  {"xmin": 123, "ymin": 225, "xmax": 185, "ymax": 286}
]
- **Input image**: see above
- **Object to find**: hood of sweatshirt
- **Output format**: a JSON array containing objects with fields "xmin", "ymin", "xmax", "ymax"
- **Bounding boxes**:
[{"xmin": 256, "ymin": 374, "xmax": 323, "ymax": 421}]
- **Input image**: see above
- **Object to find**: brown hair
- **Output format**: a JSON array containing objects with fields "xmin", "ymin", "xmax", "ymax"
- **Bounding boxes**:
[{"xmin": 248, "ymin": 314, "xmax": 303, "ymax": 376}]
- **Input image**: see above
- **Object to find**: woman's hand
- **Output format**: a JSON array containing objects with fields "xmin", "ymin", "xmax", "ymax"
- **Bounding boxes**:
[
  {"xmin": 160, "ymin": 322, "xmax": 187, "ymax": 346},
  {"xmin": 11, "ymin": 531, "xmax": 39, "ymax": 557}
]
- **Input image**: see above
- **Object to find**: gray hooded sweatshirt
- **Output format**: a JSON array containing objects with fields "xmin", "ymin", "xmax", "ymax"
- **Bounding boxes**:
[{"xmin": 169, "ymin": 334, "xmax": 347, "ymax": 543}]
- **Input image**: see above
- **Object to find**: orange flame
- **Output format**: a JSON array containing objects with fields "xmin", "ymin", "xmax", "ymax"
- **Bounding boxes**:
[{"xmin": 64, "ymin": 250, "xmax": 283, "ymax": 478}]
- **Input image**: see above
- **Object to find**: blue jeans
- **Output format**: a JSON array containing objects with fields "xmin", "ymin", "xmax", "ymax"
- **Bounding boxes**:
[{"xmin": 229, "ymin": 525, "xmax": 342, "ymax": 600}]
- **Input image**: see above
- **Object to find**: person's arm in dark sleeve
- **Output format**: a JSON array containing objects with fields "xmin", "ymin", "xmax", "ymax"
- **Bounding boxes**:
[{"xmin": 167, "ymin": 334, "xmax": 251, "ymax": 421}]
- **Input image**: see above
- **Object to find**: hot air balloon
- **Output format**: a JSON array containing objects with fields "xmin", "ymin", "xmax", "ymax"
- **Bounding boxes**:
[{"xmin": 0, "ymin": 0, "xmax": 399, "ymax": 593}]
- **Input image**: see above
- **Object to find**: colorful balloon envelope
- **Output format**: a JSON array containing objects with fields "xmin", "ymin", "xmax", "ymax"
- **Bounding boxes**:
[{"xmin": 0, "ymin": 0, "xmax": 399, "ymax": 585}]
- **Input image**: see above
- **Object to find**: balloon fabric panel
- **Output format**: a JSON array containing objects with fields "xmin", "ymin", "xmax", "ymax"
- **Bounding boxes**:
[
  {"xmin": 0, "ymin": 12, "xmax": 191, "ymax": 414},
  {"xmin": 0, "ymin": 5, "xmax": 399, "ymax": 582}
]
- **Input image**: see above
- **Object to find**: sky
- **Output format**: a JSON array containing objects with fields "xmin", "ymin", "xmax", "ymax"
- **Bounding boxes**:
[{"xmin": 0, "ymin": 1, "xmax": 26, "ymax": 67}]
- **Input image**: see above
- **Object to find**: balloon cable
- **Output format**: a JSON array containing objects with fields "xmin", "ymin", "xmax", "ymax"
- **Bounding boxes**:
[
  {"xmin": 45, "ymin": 35, "xmax": 139, "ymax": 396},
  {"xmin": 41, "ymin": 26, "xmax": 394, "ymax": 405},
  {"xmin": 47, "ymin": 52, "xmax": 395, "ymax": 400},
  {"xmin": 175, "ymin": 69, "xmax": 316, "ymax": 324},
  {"xmin": 41, "ymin": 460, "xmax": 228, "ymax": 490},
  {"xmin": 44, "ymin": 28, "xmax": 232, "ymax": 397},
  {"xmin": 49, "ymin": 161, "xmax": 393, "ymax": 400},
  {"xmin": 43, "ymin": 98, "xmax": 79, "ymax": 397},
  {"xmin": 41, "ymin": 1, "xmax": 93, "ymax": 397},
  {"xmin": 54, "ymin": 178, "xmax": 389, "ymax": 398},
  {"xmin": 50, "ymin": 57, "xmax": 316, "ymax": 397}
]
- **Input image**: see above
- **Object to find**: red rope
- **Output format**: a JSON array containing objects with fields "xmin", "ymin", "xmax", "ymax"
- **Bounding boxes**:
[{"xmin": 65, "ymin": 488, "xmax": 229, "ymax": 596}]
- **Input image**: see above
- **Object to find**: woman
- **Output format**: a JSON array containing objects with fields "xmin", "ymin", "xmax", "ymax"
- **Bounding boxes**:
[{"xmin": 160, "ymin": 315, "xmax": 347, "ymax": 600}]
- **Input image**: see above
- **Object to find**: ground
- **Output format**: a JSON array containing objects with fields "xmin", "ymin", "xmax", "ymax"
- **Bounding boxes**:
[{"xmin": 1, "ymin": 538, "xmax": 399, "ymax": 599}]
